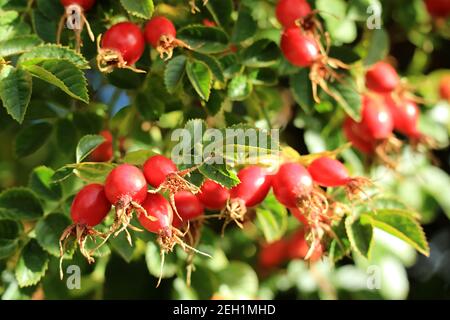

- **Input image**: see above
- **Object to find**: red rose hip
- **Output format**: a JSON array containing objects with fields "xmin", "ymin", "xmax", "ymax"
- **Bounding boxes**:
[
  {"xmin": 276, "ymin": 0, "xmax": 312, "ymax": 28},
  {"xmin": 143, "ymin": 155, "xmax": 178, "ymax": 188},
  {"xmin": 365, "ymin": 62, "xmax": 400, "ymax": 93},
  {"xmin": 280, "ymin": 28, "xmax": 319, "ymax": 67},
  {"xmin": 197, "ymin": 179, "xmax": 230, "ymax": 210}
]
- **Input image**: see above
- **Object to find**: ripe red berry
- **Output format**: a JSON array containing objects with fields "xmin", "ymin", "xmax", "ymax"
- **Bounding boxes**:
[
  {"xmin": 424, "ymin": 0, "xmax": 450, "ymax": 17},
  {"xmin": 280, "ymin": 27, "xmax": 319, "ymax": 67},
  {"xmin": 172, "ymin": 191, "xmax": 204, "ymax": 228},
  {"xmin": 143, "ymin": 155, "xmax": 178, "ymax": 188},
  {"xmin": 343, "ymin": 117, "xmax": 377, "ymax": 154},
  {"xmin": 276, "ymin": 0, "xmax": 312, "ymax": 28},
  {"xmin": 272, "ymin": 163, "xmax": 313, "ymax": 208},
  {"xmin": 307, "ymin": 157, "xmax": 350, "ymax": 187},
  {"xmin": 60, "ymin": 0, "xmax": 95, "ymax": 11},
  {"xmin": 144, "ymin": 16, "xmax": 177, "ymax": 48},
  {"xmin": 365, "ymin": 62, "xmax": 400, "ymax": 93},
  {"xmin": 90, "ymin": 130, "xmax": 113, "ymax": 162},
  {"xmin": 384, "ymin": 95, "xmax": 420, "ymax": 137},
  {"xmin": 439, "ymin": 75, "xmax": 450, "ymax": 101},
  {"xmin": 197, "ymin": 179, "xmax": 230, "ymax": 210},
  {"xmin": 138, "ymin": 193, "xmax": 173, "ymax": 234},
  {"xmin": 230, "ymin": 166, "xmax": 272, "ymax": 207},
  {"xmin": 101, "ymin": 22, "xmax": 145, "ymax": 66},
  {"xmin": 287, "ymin": 229, "xmax": 322, "ymax": 262},
  {"xmin": 258, "ymin": 239, "xmax": 288, "ymax": 269},
  {"xmin": 360, "ymin": 94, "xmax": 394, "ymax": 140},
  {"xmin": 104, "ymin": 164, "xmax": 147, "ymax": 206},
  {"xmin": 70, "ymin": 183, "xmax": 111, "ymax": 226}
]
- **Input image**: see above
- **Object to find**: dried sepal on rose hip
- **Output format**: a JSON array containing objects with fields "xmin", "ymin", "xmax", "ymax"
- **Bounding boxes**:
[
  {"xmin": 59, "ymin": 183, "xmax": 111, "ymax": 278},
  {"xmin": 144, "ymin": 16, "xmax": 190, "ymax": 60},
  {"xmin": 58, "ymin": 0, "xmax": 96, "ymax": 52},
  {"xmin": 96, "ymin": 22, "xmax": 146, "ymax": 73},
  {"xmin": 218, "ymin": 166, "xmax": 272, "ymax": 233},
  {"xmin": 102, "ymin": 164, "xmax": 156, "ymax": 245},
  {"xmin": 143, "ymin": 155, "xmax": 201, "ymax": 222},
  {"xmin": 138, "ymin": 193, "xmax": 210, "ymax": 287}
]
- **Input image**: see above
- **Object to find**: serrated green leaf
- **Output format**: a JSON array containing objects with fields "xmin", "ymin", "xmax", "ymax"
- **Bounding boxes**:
[
  {"xmin": 0, "ymin": 187, "xmax": 43, "ymax": 221},
  {"xmin": 15, "ymin": 240, "xmax": 49, "ymax": 287},
  {"xmin": 32, "ymin": 9, "xmax": 57, "ymax": 43},
  {"xmin": 73, "ymin": 162, "xmax": 116, "ymax": 183},
  {"xmin": 0, "ymin": 239, "xmax": 19, "ymax": 259},
  {"xmin": 15, "ymin": 122, "xmax": 52, "ymax": 157},
  {"xmin": 76, "ymin": 134, "xmax": 105, "ymax": 163},
  {"xmin": 0, "ymin": 35, "xmax": 42, "ymax": 57},
  {"xmin": 164, "ymin": 55, "xmax": 187, "ymax": 93},
  {"xmin": 199, "ymin": 162, "xmax": 240, "ymax": 189},
  {"xmin": 290, "ymin": 69, "xmax": 313, "ymax": 114},
  {"xmin": 0, "ymin": 65, "xmax": 32, "ymax": 124},
  {"xmin": 178, "ymin": 25, "xmax": 229, "ymax": 54},
  {"xmin": 186, "ymin": 60, "xmax": 212, "ymax": 101},
  {"xmin": 145, "ymin": 241, "xmax": 177, "ymax": 279},
  {"xmin": 191, "ymin": 52, "xmax": 224, "ymax": 83},
  {"xmin": 29, "ymin": 166, "xmax": 62, "ymax": 201},
  {"xmin": 361, "ymin": 209, "xmax": 429, "ymax": 256},
  {"xmin": 35, "ymin": 213, "xmax": 71, "ymax": 257},
  {"xmin": 135, "ymin": 91, "xmax": 165, "ymax": 121},
  {"xmin": 256, "ymin": 193, "xmax": 288, "ymax": 242},
  {"xmin": 51, "ymin": 166, "xmax": 74, "ymax": 183},
  {"xmin": 231, "ymin": 8, "xmax": 257, "ymax": 43},
  {"xmin": 206, "ymin": 90, "xmax": 224, "ymax": 116},
  {"xmin": 119, "ymin": 0, "xmax": 154, "ymax": 19},
  {"xmin": 206, "ymin": 0, "xmax": 233, "ymax": 27},
  {"xmin": 19, "ymin": 44, "xmax": 90, "ymax": 69},
  {"xmin": 0, "ymin": 219, "xmax": 23, "ymax": 239},
  {"xmin": 345, "ymin": 216, "xmax": 373, "ymax": 258},
  {"xmin": 22, "ymin": 59, "xmax": 89, "ymax": 103},
  {"xmin": 329, "ymin": 78, "xmax": 362, "ymax": 121},
  {"xmin": 123, "ymin": 149, "xmax": 157, "ymax": 165},
  {"xmin": 242, "ymin": 40, "xmax": 279, "ymax": 68},
  {"xmin": 227, "ymin": 74, "xmax": 252, "ymax": 101},
  {"xmin": 110, "ymin": 231, "xmax": 135, "ymax": 263}
]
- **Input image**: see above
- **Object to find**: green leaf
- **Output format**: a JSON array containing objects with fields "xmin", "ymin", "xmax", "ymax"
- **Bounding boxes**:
[
  {"xmin": 417, "ymin": 166, "xmax": 450, "ymax": 219},
  {"xmin": 0, "ymin": 219, "xmax": 23, "ymax": 259},
  {"xmin": 328, "ymin": 219, "xmax": 351, "ymax": 263},
  {"xmin": 364, "ymin": 28, "xmax": 389, "ymax": 66},
  {"xmin": 0, "ymin": 239, "xmax": 19, "ymax": 259},
  {"xmin": 145, "ymin": 241, "xmax": 178, "ymax": 279},
  {"xmin": 73, "ymin": 162, "xmax": 116, "ymax": 183},
  {"xmin": 76, "ymin": 134, "xmax": 105, "ymax": 163},
  {"xmin": 255, "ymin": 193, "xmax": 288, "ymax": 242},
  {"xmin": 15, "ymin": 240, "xmax": 49, "ymax": 287},
  {"xmin": 227, "ymin": 74, "xmax": 252, "ymax": 101},
  {"xmin": 178, "ymin": 25, "xmax": 229, "ymax": 54},
  {"xmin": 191, "ymin": 52, "xmax": 224, "ymax": 83},
  {"xmin": 206, "ymin": 90, "xmax": 224, "ymax": 116},
  {"xmin": 0, "ymin": 187, "xmax": 43, "ymax": 220},
  {"xmin": 51, "ymin": 166, "xmax": 74, "ymax": 183},
  {"xmin": 119, "ymin": 0, "xmax": 154, "ymax": 19},
  {"xmin": 19, "ymin": 44, "xmax": 90, "ymax": 69},
  {"xmin": 135, "ymin": 91, "xmax": 165, "ymax": 121},
  {"xmin": 231, "ymin": 7, "xmax": 257, "ymax": 43},
  {"xmin": 15, "ymin": 122, "xmax": 52, "ymax": 157},
  {"xmin": 345, "ymin": 216, "xmax": 373, "ymax": 258},
  {"xmin": 0, "ymin": 65, "xmax": 32, "ymax": 124},
  {"xmin": 123, "ymin": 149, "xmax": 157, "ymax": 165},
  {"xmin": 361, "ymin": 209, "xmax": 429, "ymax": 256},
  {"xmin": 110, "ymin": 231, "xmax": 135, "ymax": 263},
  {"xmin": 290, "ymin": 69, "xmax": 313, "ymax": 113},
  {"xmin": 22, "ymin": 59, "xmax": 89, "ymax": 103},
  {"xmin": 29, "ymin": 166, "xmax": 62, "ymax": 201},
  {"xmin": 186, "ymin": 60, "xmax": 212, "ymax": 101},
  {"xmin": 35, "ymin": 213, "xmax": 71, "ymax": 257},
  {"xmin": 242, "ymin": 40, "xmax": 280, "ymax": 68},
  {"xmin": 206, "ymin": 0, "xmax": 233, "ymax": 27},
  {"xmin": 55, "ymin": 118, "xmax": 77, "ymax": 155},
  {"xmin": 317, "ymin": 0, "xmax": 357, "ymax": 44},
  {"xmin": 329, "ymin": 78, "xmax": 362, "ymax": 121},
  {"xmin": 199, "ymin": 162, "xmax": 240, "ymax": 189},
  {"xmin": 218, "ymin": 261, "xmax": 258, "ymax": 299},
  {"xmin": 0, "ymin": 35, "xmax": 42, "ymax": 57},
  {"xmin": 164, "ymin": 55, "xmax": 187, "ymax": 93}
]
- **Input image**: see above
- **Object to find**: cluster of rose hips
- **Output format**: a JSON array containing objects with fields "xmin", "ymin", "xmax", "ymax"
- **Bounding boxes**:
[{"xmin": 58, "ymin": 1, "xmax": 186, "ymax": 72}]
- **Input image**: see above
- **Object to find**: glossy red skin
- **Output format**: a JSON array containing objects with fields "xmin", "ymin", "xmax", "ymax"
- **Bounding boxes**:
[
  {"xmin": 71, "ymin": 184, "xmax": 111, "ymax": 226},
  {"xmin": 280, "ymin": 28, "xmax": 319, "ymax": 67},
  {"xmin": 343, "ymin": 117, "xmax": 377, "ymax": 154},
  {"xmin": 365, "ymin": 62, "xmax": 400, "ymax": 93},
  {"xmin": 289, "ymin": 207, "xmax": 309, "ymax": 225},
  {"xmin": 384, "ymin": 95, "xmax": 420, "ymax": 136},
  {"xmin": 272, "ymin": 163, "xmax": 313, "ymax": 208},
  {"xmin": 144, "ymin": 16, "xmax": 177, "ymax": 48},
  {"xmin": 90, "ymin": 130, "xmax": 113, "ymax": 162},
  {"xmin": 360, "ymin": 94, "xmax": 394, "ymax": 140},
  {"xmin": 439, "ymin": 75, "xmax": 450, "ymax": 100},
  {"xmin": 138, "ymin": 193, "xmax": 173, "ymax": 234},
  {"xmin": 172, "ymin": 191, "xmax": 205, "ymax": 228},
  {"xmin": 259, "ymin": 239, "xmax": 288, "ymax": 269},
  {"xmin": 276, "ymin": 0, "xmax": 312, "ymax": 28},
  {"xmin": 60, "ymin": 0, "xmax": 95, "ymax": 11},
  {"xmin": 287, "ymin": 229, "xmax": 322, "ymax": 262},
  {"xmin": 197, "ymin": 179, "xmax": 230, "ymax": 210},
  {"xmin": 307, "ymin": 157, "xmax": 350, "ymax": 187},
  {"xmin": 104, "ymin": 164, "xmax": 147, "ymax": 205},
  {"xmin": 424, "ymin": 0, "xmax": 450, "ymax": 17},
  {"xmin": 143, "ymin": 155, "xmax": 177, "ymax": 188},
  {"xmin": 230, "ymin": 166, "xmax": 272, "ymax": 207},
  {"xmin": 102, "ymin": 22, "xmax": 145, "ymax": 65}
]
